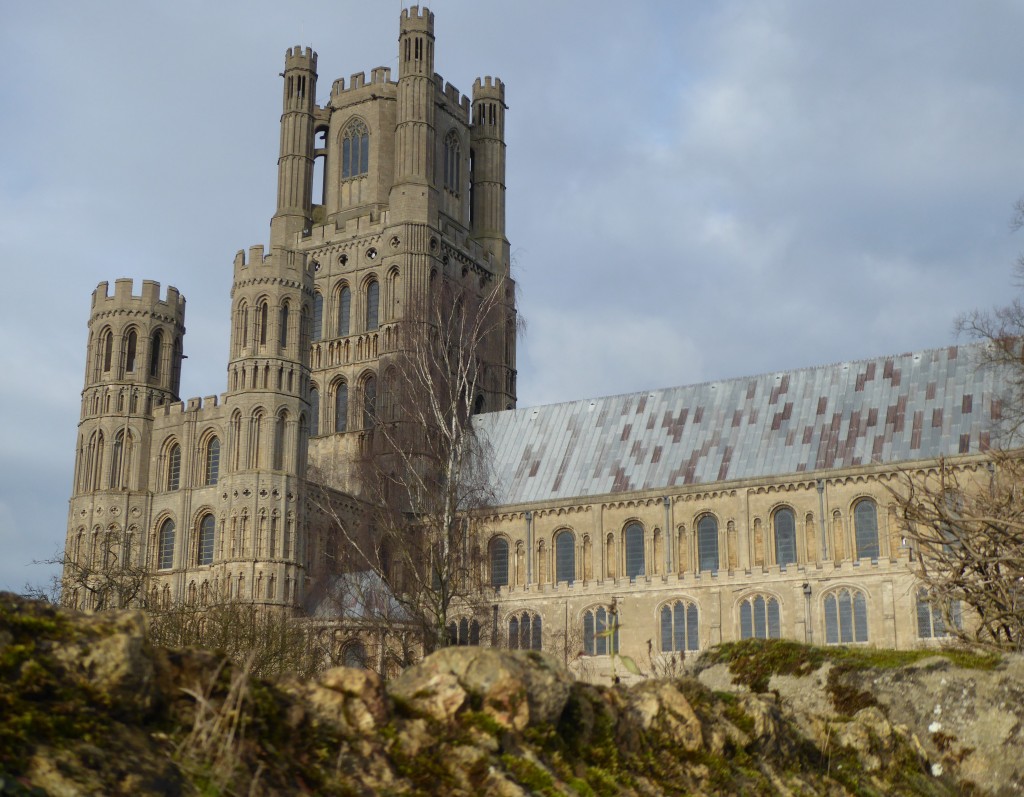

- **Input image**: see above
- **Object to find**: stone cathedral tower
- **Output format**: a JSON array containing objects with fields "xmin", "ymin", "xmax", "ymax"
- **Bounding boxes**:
[{"xmin": 64, "ymin": 6, "xmax": 513, "ymax": 611}]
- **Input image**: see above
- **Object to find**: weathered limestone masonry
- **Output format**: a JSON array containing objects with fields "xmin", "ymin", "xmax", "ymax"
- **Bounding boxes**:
[{"xmin": 66, "ymin": 7, "xmax": 1005, "ymax": 670}]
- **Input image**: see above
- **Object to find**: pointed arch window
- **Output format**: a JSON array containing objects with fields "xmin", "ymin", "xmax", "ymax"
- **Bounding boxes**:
[
  {"xmin": 149, "ymin": 329, "xmax": 163, "ymax": 378},
  {"xmin": 362, "ymin": 376, "xmax": 377, "ymax": 429},
  {"xmin": 854, "ymin": 499, "xmax": 879, "ymax": 559},
  {"xmin": 739, "ymin": 594, "xmax": 781, "ymax": 639},
  {"xmin": 333, "ymin": 381, "xmax": 348, "ymax": 433},
  {"xmin": 555, "ymin": 530, "xmax": 575, "ymax": 584},
  {"xmin": 309, "ymin": 386, "xmax": 320, "ymax": 436},
  {"xmin": 773, "ymin": 507, "xmax": 797, "ymax": 566},
  {"xmin": 111, "ymin": 430, "xmax": 133, "ymax": 489},
  {"xmin": 312, "ymin": 293, "xmax": 324, "ymax": 342},
  {"xmin": 337, "ymin": 286, "xmax": 351, "ymax": 336},
  {"xmin": 583, "ymin": 606, "xmax": 619, "ymax": 656},
  {"xmin": 158, "ymin": 518, "xmax": 175, "ymax": 570},
  {"xmin": 198, "ymin": 514, "xmax": 215, "ymax": 566},
  {"xmin": 279, "ymin": 301, "xmax": 290, "ymax": 347},
  {"xmin": 101, "ymin": 328, "xmax": 113, "ymax": 373},
  {"xmin": 697, "ymin": 515, "xmax": 719, "ymax": 572},
  {"xmin": 443, "ymin": 130, "xmax": 461, "ymax": 194},
  {"xmin": 823, "ymin": 588, "xmax": 868, "ymax": 644},
  {"xmin": 366, "ymin": 281, "xmax": 379, "ymax": 331},
  {"xmin": 341, "ymin": 119, "xmax": 369, "ymax": 179},
  {"xmin": 257, "ymin": 301, "xmax": 269, "ymax": 346},
  {"xmin": 204, "ymin": 437, "xmax": 220, "ymax": 485},
  {"xmin": 490, "ymin": 537, "xmax": 509, "ymax": 587},
  {"xmin": 273, "ymin": 411, "xmax": 287, "ymax": 470},
  {"xmin": 167, "ymin": 443, "xmax": 181, "ymax": 491},
  {"xmin": 447, "ymin": 617, "xmax": 481, "ymax": 646},
  {"xmin": 508, "ymin": 610, "xmax": 542, "ymax": 651},
  {"xmin": 660, "ymin": 600, "xmax": 700, "ymax": 652},
  {"xmin": 124, "ymin": 329, "xmax": 138, "ymax": 373}
]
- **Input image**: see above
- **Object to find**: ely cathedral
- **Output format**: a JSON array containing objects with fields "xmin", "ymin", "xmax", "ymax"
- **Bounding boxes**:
[{"xmin": 66, "ymin": 7, "xmax": 1006, "ymax": 673}]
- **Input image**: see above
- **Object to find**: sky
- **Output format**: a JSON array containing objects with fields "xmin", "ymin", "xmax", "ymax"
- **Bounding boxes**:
[{"xmin": 2, "ymin": 0, "xmax": 1023, "ymax": 593}]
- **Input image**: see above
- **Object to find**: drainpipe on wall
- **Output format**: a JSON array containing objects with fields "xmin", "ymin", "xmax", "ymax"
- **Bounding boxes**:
[
  {"xmin": 817, "ymin": 479, "xmax": 829, "ymax": 560},
  {"xmin": 663, "ymin": 496, "xmax": 672, "ymax": 574},
  {"xmin": 525, "ymin": 511, "xmax": 533, "ymax": 588}
]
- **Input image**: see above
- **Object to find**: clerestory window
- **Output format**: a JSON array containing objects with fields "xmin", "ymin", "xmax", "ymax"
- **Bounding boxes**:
[{"xmin": 341, "ymin": 119, "xmax": 369, "ymax": 179}]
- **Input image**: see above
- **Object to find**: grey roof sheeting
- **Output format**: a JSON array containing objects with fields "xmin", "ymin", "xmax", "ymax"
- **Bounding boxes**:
[{"xmin": 474, "ymin": 343, "xmax": 1007, "ymax": 506}]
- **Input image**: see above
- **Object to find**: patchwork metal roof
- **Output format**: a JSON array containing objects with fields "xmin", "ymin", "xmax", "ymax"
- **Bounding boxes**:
[{"xmin": 474, "ymin": 343, "xmax": 1008, "ymax": 506}]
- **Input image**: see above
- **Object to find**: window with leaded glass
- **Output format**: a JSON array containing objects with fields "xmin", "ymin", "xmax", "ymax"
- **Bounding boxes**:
[
  {"xmin": 583, "ymin": 606, "xmax": 619, "ymax": 656},
  {"xmin": 660, "ymin": 600, "xmax": 700, "ymax": 652},
  {"xmin": 167, "ymin": 443, "xmax": 181, "ymax": 491},
  {"xmin": 555, "ymin": 530, "xmax": 575, "ymax": 584},
  {"xmin": 697, "ymin": 515, "xmax": 719, "ymax": 572},
  {"xmin": 366, "ymin": 281, "xmax": 379, "ymax": 331},
  {"xmin": 624, "ymin": 523, "xmax": 644, "ymax": 579},
  {"xmin": 854, "ymin": 499, "xmax": 879, "ymax": 559},
  {"xmin": 312, "ymin": 293, "xmax": 324, "ymax": 342},
  {"xmin": 508, "ymin": 611, "xmax": 542, "ymax": 650},
  {"xmin": 774, "ymin": 507, "xmax": 797, "ymax": 566},
  {"xmin": 158, "ymin": 518, "xmax": 175, "ymax": 570},
  {"xmin": 309, "ymin": 387, "xmax": 320, "ymax": 436},
  {"xmin": 739, "ymin": 594, "xmax": 781, "ymax": 639},
  {"xmin": 197, "ymin": 514, "xmax": 215, "ymax": 566},
  {"xmin": 205, "ymin": 437, "xmax": 220, "ymax": 485},
  {"xmin": 337, "ymin": 286, "xmax": 351, "ymax": 336},
  {"xmin": 823, "ymin": 588, "xmax": 868, "ymax": 644},
  {"xmin": 916, "ymin": 588, "xmax": 961, "ymax": 639},
  {"xmin": 334, "ymin": 381, "xmax": 348, "ymax": 433},
  {"xmin": 341, "ymin": 119, "xmax": 369, "ymax": 179},
  {"xmin": 490, "ymin": 537, "xmax": 509, "ymax": 587}
]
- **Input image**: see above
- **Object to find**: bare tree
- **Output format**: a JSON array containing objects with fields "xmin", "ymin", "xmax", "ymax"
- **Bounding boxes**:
[
  {"xmin": 894, "ymin": 198, "xmax": 1024, "ymax": 651},
  {"xmin": 310, "ymin": 274, "xmax": 511, "ymax": 654},
  {"xmin": 29, "ymin": 540, "xmax": 150, "ymax": 612}
]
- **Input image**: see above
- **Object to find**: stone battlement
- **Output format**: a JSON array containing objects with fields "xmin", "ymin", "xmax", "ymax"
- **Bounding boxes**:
[
  {"xmin": 473, "ymin": 76, "xmax": 505, "ymax": 101},
  {"xmin": 233, "ymin": 245, "xmax": 316, "ymax": 280},
  {"xmin": 284, "ymin": 45, "xmax": 317, "ymax": 69},
  {"xmin": 331, "ymin": 66, "xmax": 393, "ymax": 97},
  {"xmin": 436, "ymin": 74, "xmax": 471, "ymax": 117},
  {"xmin": 91, "ymin": 279, "xmax": 185, "ymax": 317},
  {"xmin": 400, "ymin": 5, "xmax": 434, "ymax": 27}
]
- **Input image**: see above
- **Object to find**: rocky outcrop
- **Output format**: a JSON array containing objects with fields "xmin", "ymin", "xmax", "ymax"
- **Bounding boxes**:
[{"xmin": 0, "ymin": 594, "xmax": 1016, "ymax": 796}]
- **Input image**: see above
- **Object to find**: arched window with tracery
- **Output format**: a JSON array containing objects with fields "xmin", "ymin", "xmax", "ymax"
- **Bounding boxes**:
[
  {"xmin": 624, "ymin": 522, "xmax": 644, "ymax": 579},
  {"xmin": 443, "ymin": 130, "xmax": 461, "ymax": 194},
  {"xmin": 823, "ymin": 587, "xmax": 868, "ymax": 644},
  {"xmin": 489, "ymin": 537, "xmax": 509, "ymax": 587},
  {"xmin": 197, "ymin": 513, "xmax": 215, "ymax": 566},
  {"xmin": 583, "ymin": 606, "xmax": 619, "ymax": 656},
  {"xmin": 365, "ymin": 280, "xmax": 379, "ymax": 331},
  {"xmin": 447, "ymin": 617, "xmax": 481, "ymax": 646},
  {"xmin": 660, "ymin": 600, "xmax": 700, "ymax": 652},
  {"xmin": 697, "ymin": 515, "xmax": 719, "ymax": 572},
  {"xmin": 508, "ymin": 610, "xmax": 542, "ymax": 651},
  {"xmin": 555, "ymin": 530, "xmax": 575, "ymax": 584},
  {"xmin": 158, "ymin": 518, "xmax": 175, "ymax": 570},
  {"xmin": 337, "ymin": 286, "xmax": 351, "ymax": 337},
  {"xmin": 916, "ymin": 588, "xmax": 961, "ymax": 639},
  {"xmin": 773, "ymin": 507, "xmax": 797, "ymax": 566},
  {"xmin": 739, "ymin": 594, "xmax": 781, "ymax": 640},
  {"xmin": 341, "ymin": 118, "xmax": 369, "ymax": 179},
  {"xmin": 854, "ymin": 499, "xmax": 879, "ymax": 559}
]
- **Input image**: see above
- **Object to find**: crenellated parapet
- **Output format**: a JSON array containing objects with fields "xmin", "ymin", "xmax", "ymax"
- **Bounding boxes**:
[
  {"xmin": 91, "ymin": 279, "xmax": 185, "ymax": 326},
  {"xmin": 232, "ymin": 245, "xmax": 316, "ymax": 285},
  {"xmin": 400, "ymin": 4, "xmax": 434, "ymax": 31},
  {"xmin": 284, "ymin": 45, "xmax": 317, "ymax": 71}
]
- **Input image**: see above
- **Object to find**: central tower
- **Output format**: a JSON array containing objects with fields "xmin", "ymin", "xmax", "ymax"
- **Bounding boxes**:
[{"xmin": 262, "ymin": 6, "xmax": 516, "ymax": 492}]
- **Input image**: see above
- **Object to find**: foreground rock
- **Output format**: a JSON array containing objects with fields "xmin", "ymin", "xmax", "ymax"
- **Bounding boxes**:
[{"xmin": 0, "ymin": 594, "xmax": 1014, "ymax": 795}]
